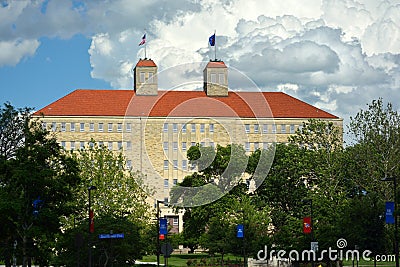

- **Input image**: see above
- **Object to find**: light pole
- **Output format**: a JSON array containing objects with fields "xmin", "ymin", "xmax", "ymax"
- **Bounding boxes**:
[
  {"xmin": 382, "ymin": 176, "xmax": 399, "ymax": 267},
  {"xmin": 237, "ymin": 210, "xmax": 246, "ymax": 267},
  {"xmin": 303, "ymin": 199, "xmax": 315, "ymax": 267},
  {"xmin": 156, "ymin": 200, "xmax": 164, "ymax": 267},
  {"xmin": 88, "ymin": 185, "xmax": 97, "ymax": 267}
]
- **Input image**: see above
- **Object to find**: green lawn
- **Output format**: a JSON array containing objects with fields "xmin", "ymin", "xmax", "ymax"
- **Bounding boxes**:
[{"xmin": 139, "ymin": 253, "xmax": 244, "ymax": 267}]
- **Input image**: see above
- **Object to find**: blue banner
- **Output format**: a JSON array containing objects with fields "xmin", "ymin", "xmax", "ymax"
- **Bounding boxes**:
[
  {"xmin": 237, "ymin": 224, "xmax": 244, "ymax": 238},
  {"xmin": 159, "ymin": 218, "xmax": 168, "ymax": 235},
  {"xmin": 386, "ymin": 201, "xmax": 395, "ymax": 224}
]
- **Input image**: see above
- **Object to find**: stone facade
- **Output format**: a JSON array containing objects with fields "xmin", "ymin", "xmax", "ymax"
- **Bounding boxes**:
[{"xmin": 34, "ymin": 59, "xmax": 343, "ymax": 233}]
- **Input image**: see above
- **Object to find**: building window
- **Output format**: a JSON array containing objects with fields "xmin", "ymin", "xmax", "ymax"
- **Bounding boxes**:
[
  {"xmin": 80, "ymin": 141, "xmax": 85, "ymax": 149},
  {"xmin": 210, "ymin": 142, "xmax": 215, "ymax": 148},
  {"xmin": 163, "ymin": 197, "xmax": 169, "ymax": 206},
  {"xmin": 173, "ymin": 123, "xmax": 178, "ymax": 133},
  {"xmin": 254, "ymin": 124, "xmax": 259, "ymax": 133},
  {"xmin": 200, "ymin": 141, "xmax": 205, "ymax": 147},
  {"xmin": 163, "ymin": 142, "xmax": 168, "ymax": 151},
  {"xmin": 281, "ymin": 124, "xmax": 286, "ymax": 133},
  {"xmin": 118, "ymin": 141, "xmax": 123, "ymax": 150},
  {"xmin": 99, "ymin": 141, "xmax": 104, "ymax": 147},
  {"xmin": 164, "ymin": 179, "xmax": 169, "ymax": 188},
  {"xmin": 61, "ymin": 141, "xmax": 66, "ymax": 148},
  {"xmin": 245, "ymin": 142, "xmax": 250, "ymax": 152},
  {"xmin": 117, "ymin": 123, "xmax": 122, "ymax": 132},
  {"xmin": 89, "ymin": 141, "xmax": 95, "ymax": 148},
  {"xmin": 262, "ymin": 124, "xmax": 268, "ymax": 133},
  {"xmin": 263, "ymin": 142, "xmax": 269, "ymax": 149},
  {"xmin": 191, "ymin": 142, "xmax": 196, "ymax": 147},
  {"xmin": 182, "ymin": 160, "xmax": 187, "ymax": 170},
  {"xmin": 211, "ymin": 73, "xmax": 217, "ymax": 83},
  {"xmin": 61, "ymin": 122, "xmax": 66, "ymax": 132},
  {"xmin": 108, "ymin": 142, "xmax": 113, "ymax": 151},
  {"xmin": 126, "ymin": 141, "xmax": 132, "ymax": 150},
  {"xmin": 98, "ymin": 123, "xmax": 104, "ymax": 132},
  {"xmin": 80, "ymin": 123, "xmax": 85, "ymax": 132},
  {"xmin": 90, "ymin": 123, "xmax": 94, "ymax": 132},
  {"xmin": 164, "ymin": 160, "xmax": 169, "ymax": 170},
  {"xmin": 173, "ymin": 179, "xmax": 178, "ymax": 185},
  {"xmin": 42, "ymin": 122, "xmax": 47, "ymax": 130},
  {"xmin": 191, "ymin": 123, "xmax": 196, "ymax": 133},
  {"xmin": 70, "ymin": 141, "xmax": 75, "ymax": 150},
  {"xmin": 70, "ymin": 122, "xmax": 75, "ymax": 132},
  {"xmin": 181, "ymin": 124, "xmax": 187, "ymax": 133},
  {"xmin": 200, "ymin": 124, "xmax": 205, "ymax": 133},
  {"xmin": 173, "ymin": 217, "xmax": 179, "ymax": 226},
  {"xmin": 245, "ymin": 124, "xmax": 250, "ymax": 133},
  {"xmin": 209, "ymin": 123, "xmax": 214, "ymax": 133},
  {"xmin": 163, "ymin": 123, "xmax": 168, "ymax": 132},
  {"xmin": 219, "ymin": 73, "xmax": 225, "ymax": 84},
  {"xmin": 254, "ymin": 142, "xmax": 259, "ymax": 150},
  {"xmin": 173, "ymin": 142, "xmax": 178, "ymax": 151},
  {"xmin": 272, "ymin": 124, "xmax": 277, "ymax": 133},
  {"xmin": 148, "ymin": 72, "xmax": 154, "ymax": 83},
  {"xmin": 126, "ymin": 160, "xmax": 132, "ymax": 169},
  {"xmin": 182, "ymin": 142, "xmax": 187, "ymax": 151},
  {"xmin": 52, "ymin": 122, "xmax": 57, "ymax": 132},
  {"xmin": 140, "ymin": 72, "xmax": 145, "ymax": 82},
  {"xmin": 126, "ymin": 123, "xmax": 132, "ymax": 132},
  {"xmin": 290, "ymin": 124, "xmax": 295, "ymax": 134},
  {"xmin": 108, "ymin": 123, "xmax": 113, "ymax": 132},
  {"xmin": 173, "ymin": 160, "xmax": 178, "ymax": 170}
]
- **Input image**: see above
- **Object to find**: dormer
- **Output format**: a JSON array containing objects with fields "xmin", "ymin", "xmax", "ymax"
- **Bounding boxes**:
[
  {"xmin": 203, "ymin": 60, "xmax": 228, "ymax": 97},
  {"xmin": 134, "ymin": 59, "xmax": 158, "ymax": 95}
]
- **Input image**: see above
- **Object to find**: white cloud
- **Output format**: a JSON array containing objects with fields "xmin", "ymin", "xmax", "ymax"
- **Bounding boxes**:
[
  {"xmin": 1, "ymin": 0, "xmax": 400, "ymax": 132},
  {"xmin": 0, "ymin": 39, "xmax": 39, "ymax": 67}
]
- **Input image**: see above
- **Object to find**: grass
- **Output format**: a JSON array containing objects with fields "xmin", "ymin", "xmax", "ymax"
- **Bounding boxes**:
[{"xmin": 139, "ymin": 253, "xmax": 244, "ymax": 267}]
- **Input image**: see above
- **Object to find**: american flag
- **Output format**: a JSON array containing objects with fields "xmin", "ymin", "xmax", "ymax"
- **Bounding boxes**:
[{"xmin": 139, "ymin": 33, "xmax": 146, "ymax": 46}]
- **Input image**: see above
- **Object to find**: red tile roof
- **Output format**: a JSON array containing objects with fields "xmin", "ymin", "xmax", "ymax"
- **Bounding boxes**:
[
  {"xmin": 34, "ymin": 89, "xmax": 339, "ymax": 119},
  {"xmin": 135, "ymin": 59, "xmax": 157, "ymax": 67},
  {"xmin": 205, "ymin": 61, "xmax": 227, "ymax": 68}
]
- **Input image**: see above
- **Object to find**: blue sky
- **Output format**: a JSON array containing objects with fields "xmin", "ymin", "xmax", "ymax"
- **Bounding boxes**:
[
  {"xmin": 0, "ymin": 34, "xmax": 110, "ymax": 109},
  {"xmin": 0, "ymin": 0, "xmax": 399, "ymax": 138}
]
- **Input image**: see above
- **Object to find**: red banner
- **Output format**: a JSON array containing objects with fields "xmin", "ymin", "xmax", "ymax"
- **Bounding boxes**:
[
  {"xmin": 89, "ymin": 210, "xmax": 94, "ymax": 233},
  {"xmin": 303, "ymin": 217, "xmax": 312, "ymax": 234}
]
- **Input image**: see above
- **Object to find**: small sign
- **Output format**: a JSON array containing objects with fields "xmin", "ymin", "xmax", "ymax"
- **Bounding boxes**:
[
  {"xmin": 159, "ymin": 218, "xmax": 168, "ymax": 235},
  {"xmin": 237, "ymin": 224, "xmax": 244, "ymax": 238},
  {"xmin": 99, "ymin": 233, "xmax": 124, "ymax": 239},
  {"xmin": 311, "ymin": 241, "xmax": 318, "ymax": 252},
  {"xmin": 161, "ymin": 242, "xmax": 174, "ymax": 257},
  {"xmin": 386, "ymin": 202, "xmax": 395, "ymax": 224}
]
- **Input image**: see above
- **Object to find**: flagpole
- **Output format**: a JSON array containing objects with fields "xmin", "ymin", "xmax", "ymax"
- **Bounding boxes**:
[
  {"xmin": 144, "ymin": 29, "xmax": 147, "ymax": 59},
  {"xmin": 214, "ymin": 30, "xmax": 216, "ymax": 61}
]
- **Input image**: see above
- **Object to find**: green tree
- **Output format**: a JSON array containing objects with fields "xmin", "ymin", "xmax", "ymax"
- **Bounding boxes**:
[
  {"xmin": 56, "ymin": 142, "xmax": 153, "ymax": 265},
  {"xmin": 0, "ymin": 104, "xmax": 80, "ymax": 267},
  {"xmin": 348, "ymin": 98, "xmax": 400, "ymax": 195}
]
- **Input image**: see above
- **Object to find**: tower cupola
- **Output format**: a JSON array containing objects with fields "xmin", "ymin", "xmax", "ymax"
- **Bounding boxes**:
[
  {"xmin": 203, "ymin": 60, "xmax": 228, "ymax": 97},
  {"xmin": 134, "ymin": 59, "xmax": 158, "ymax": 95}
]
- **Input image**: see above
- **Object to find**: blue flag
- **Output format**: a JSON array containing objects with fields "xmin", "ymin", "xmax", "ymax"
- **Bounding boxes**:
[
  {"xmin": 386, "ymin": 201, "xmax": 395, "ymax": 224},
  {"xmin": 209, "ymin": 33, "xmax": 215, "ymax": 46}
]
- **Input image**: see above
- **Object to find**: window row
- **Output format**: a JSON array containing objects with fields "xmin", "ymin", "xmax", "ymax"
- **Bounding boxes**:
[
  {"xmin": 164, "ymin": 178, "xmax": 179, "ymax": 188},
  {"xmin": 244, "ymin": 124, "xmax": 297, "ymax": 134},
  {"xmin": 163, "ymin": 123, "xmax": 215, "ymax": 133},
  {"xmin": 163, "ymin": 141, "xmax": 215, "ymax": 151},
  {"xmin": 43, "ymin": 122, "xmax": 132, "ymax": 133},
  {"xmin": 244, "ymin": 142, "xmax": 273, "ymax": 152},
  {"xmin": 60, "ymin": 141, "xmax": 132, "ymax": 151},
  {"xmin": 163, "ymin": 159, "xmax": 191, "ymax": 171}
]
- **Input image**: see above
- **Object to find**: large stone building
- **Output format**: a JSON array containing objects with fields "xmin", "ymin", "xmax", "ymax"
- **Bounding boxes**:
[{"xmin": 34, "ymin": 58, "xmax": 342, "ymax": 232}]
